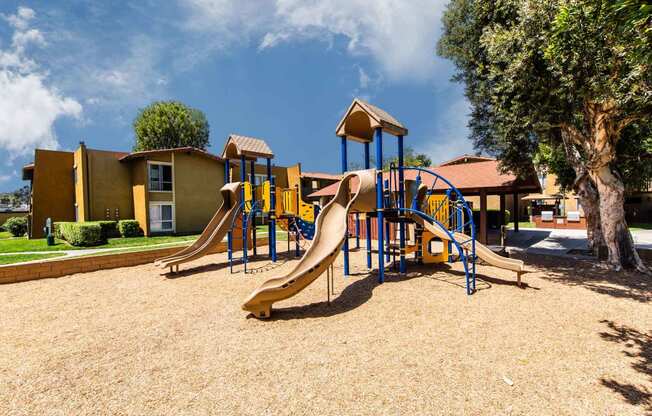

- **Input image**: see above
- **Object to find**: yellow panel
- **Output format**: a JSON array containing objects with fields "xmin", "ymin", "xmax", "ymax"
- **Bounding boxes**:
[
  {"xmin": 425, "ymin": 194, "xmax": 449, "ymax": 228},
  {"xmin": 261, "ymin": 180, "xmax": 271, "ymax": 213},
  {"xmin": 281, "ymin": 188, "xmax": 297, "ymax": 216},
  {"xmin": 243, "ymin": 181, "xmax": 252, "ymax": 212},
  {"xmin": 421, "ymin": 231, "xmax": 450, "ymax": 264},
  {"xmin": 299, "ymin": 200, "xmax": 314, "ymax": 222}
]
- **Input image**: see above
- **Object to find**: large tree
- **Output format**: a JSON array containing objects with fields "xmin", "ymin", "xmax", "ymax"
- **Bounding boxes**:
[
  {"xmin": 133, "ymin": 101, "xmax": 210, "ymax": 151},
  {"xmin": 438, "ymin": 0, "xmax": 651, "ymax": 272}
]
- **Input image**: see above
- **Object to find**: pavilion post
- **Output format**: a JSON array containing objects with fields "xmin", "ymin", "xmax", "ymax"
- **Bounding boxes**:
[
  {"xmin": 364, "ymin": 142, "xmax": 372, "ymax": 269},
  {"xmin": 341, "ymin": 136, "xmax": 349, "ymax": 276},
  {"xmin": 513, "ymin": 191, "xmax": 519, "ymax": 232},
  {"xmin": 375, "ymin": 128, "xmax": 385, "ymax": 283},
  {"xmin": 479, "ymin": 189, "xmax": 488, "ymax": 245}
]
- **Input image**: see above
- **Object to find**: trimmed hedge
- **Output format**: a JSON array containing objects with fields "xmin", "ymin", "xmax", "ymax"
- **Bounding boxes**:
[
  {"xmin": 87, "ymin": 221, "xmax": 119, "ymax": 240},
  {"xmin": 2, "ymin": 217, "xmax": 27, "ymax": 237},
  {"xmin": 56, "ymin": 222, "xmax": 103, "ymax": 246},
  {"xmin": 118, "ymin": 220, "xmax": 143, "ymax": 238}
]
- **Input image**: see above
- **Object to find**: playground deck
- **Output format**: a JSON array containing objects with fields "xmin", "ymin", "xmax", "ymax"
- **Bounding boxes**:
[{"xmin": 1, "ymin": 245, "xmax": 649, "ymax": 415}]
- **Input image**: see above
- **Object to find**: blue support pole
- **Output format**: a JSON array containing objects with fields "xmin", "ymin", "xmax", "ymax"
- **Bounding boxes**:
[
  {"xmin": 446, "ymin": 189, "xmax": 453, "ymax": 262},
  {"xmin": 250, "ymin": 159, "xmax": 257, "ymax": 257},
  {"xmin": 375, "ymin": 128, "xmax": 385, "ymax": 283},
  {"xmin": 384, "ymin": 179, "xmax": 391, "ymax": 263},
  {"xmin": 355, "ymin": 213, "xmax": 360, "ymax": 249},
  {"xmin": 364, "ymin": 142, "xmax": 372, "ymax": 269},
  {"xmin": 267, "ymin": 158, "xmax": 276, "ymax": 262},
  {"xmin": 341, "ymin": 136, "xmax": 349, "ymax": 276},
  {"xmin": 294, "ymin": 185, "xmax": 300, "ymax": 257},
  {"xmin": 397, "ymin": 135, "xmax": 406, "ymax": 273},
  {"xmin": 225, "ymin": 159, "xmax": 233, "ymax": 264},
  {"xmin": 240, "ymin": 155, "xmax": 247, "ymax": 271}
]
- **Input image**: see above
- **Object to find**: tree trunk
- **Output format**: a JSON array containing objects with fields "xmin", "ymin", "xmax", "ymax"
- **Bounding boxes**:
[
  {"xmin": 560, "ymin": 128, "xmax": 604, "ymax": 254},
  {"xmin": 586, "ymin": 103, "xmax": 649, "ymax": 273},
  {"xmin": 573, "ymin": 172, "xmax": 603, "ymax": 254},
  {"xmin": 591, "ymin": 165, "xmax": 647, "ymax": 272}
]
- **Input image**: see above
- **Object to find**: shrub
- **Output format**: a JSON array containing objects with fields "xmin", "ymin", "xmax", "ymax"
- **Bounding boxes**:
[
  {"xmin": 3, "ymin": 217, "xmax": 28, "ymax": 237},
  {"xmin": 87, "ymin": 221, "xmax": 119, "ymax": 240},
  {"xmin": 118, "ymin": 220, "xmax": 143, "ymax": 238},
  {"xmin": 57, "ymin": 222, "xmax": 103, "ymax": 246}
]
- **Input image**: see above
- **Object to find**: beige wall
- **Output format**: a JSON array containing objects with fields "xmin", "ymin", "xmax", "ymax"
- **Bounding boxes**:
[
  {"xmin": 174, "ymin": 153, "xmax": 225, "ymax": 234},
  {"xmin": 130, "ymin": 159, "xmax": 149, "ymax": 236},
  {"xmin": 30, "ymin": 150, "xmax": 75, "ymax": 238},
  {"xmin": 86, "ymin": 149, "xmax": 133, "ymax": 221},
  {"xmin": 229, "ymin": 162, "xmax": 289, "ymax": 189}
]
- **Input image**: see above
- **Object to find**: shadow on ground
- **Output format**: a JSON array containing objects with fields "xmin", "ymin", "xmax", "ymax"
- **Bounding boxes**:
[
  {"xmin": 519, "ymin": 253, "xmax": 651, "ymax": 303},
  {"xmin": 163, "ymin": 251, "xmax": 300, "ymax": 279},
  {"xmin": 599, "ymin": 320, "xmax": 651, "ymax": 412},
  {"xmin": 257, "ymin": 260, "xmax": 531, "ymax": 321}
]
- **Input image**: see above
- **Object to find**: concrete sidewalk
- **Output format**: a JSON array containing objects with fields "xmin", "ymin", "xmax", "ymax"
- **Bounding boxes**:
[{"xmin": 506, "ymin": 228, "xmax": 652, "ymax": 257}]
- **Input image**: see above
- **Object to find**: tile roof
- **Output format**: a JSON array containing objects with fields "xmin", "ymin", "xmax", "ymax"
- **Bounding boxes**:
[
  {"xmin": 119, "ymin": 147, "xmax": 223, "ymax": 162},
  {"xmin": 222, "ymin": 134, "xmax": 274, "ymax": 159},
  {"xmin": 308, "ymin": 159, "xmax": 540, "ymax": 198}
]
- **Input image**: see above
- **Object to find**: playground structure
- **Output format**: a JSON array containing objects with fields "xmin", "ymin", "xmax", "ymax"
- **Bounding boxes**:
[
  {"xmin": 156, "ymin": 99, "xmax": 524, "ymax": 318},
  {"xmin": 156, "ymin": 134, "xmax": 320, "ymax": 273},
  {"xmin": 242, "ymin": 98, "xmax": 524, "ymax": 318}
]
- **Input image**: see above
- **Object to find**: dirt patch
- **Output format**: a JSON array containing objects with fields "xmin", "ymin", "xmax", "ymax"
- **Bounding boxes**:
[{"xmin": 0, "ymin": 243, "xmax": 650, "ymax": 415}]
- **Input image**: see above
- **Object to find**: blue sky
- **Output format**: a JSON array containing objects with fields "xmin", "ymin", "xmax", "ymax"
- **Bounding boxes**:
[{"xmin": 0, "ymin": 0, "xmax": 472, "ymax": 192}]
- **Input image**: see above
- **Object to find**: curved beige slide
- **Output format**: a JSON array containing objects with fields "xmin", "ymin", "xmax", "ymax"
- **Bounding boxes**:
[
  {"xmin": 411, "ymin": 215, "xmax": 525, "ymax": 284},
  {"xmin": 242, "ymin": 169, "xmax": 377, "ymax": 318},
  {"xmin": 155, "ymin": 182, "xmax": 242, "ymax": 270}
]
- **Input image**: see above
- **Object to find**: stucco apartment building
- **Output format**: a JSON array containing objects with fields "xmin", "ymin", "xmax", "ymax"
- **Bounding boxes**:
[{"xmin": 22, "ymin": 143, "xmax": 331, "ymax": 239}]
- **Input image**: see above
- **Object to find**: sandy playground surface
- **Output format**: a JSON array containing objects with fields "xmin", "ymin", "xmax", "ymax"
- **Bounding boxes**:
[{"xmin": 0, "ymin": 242, "xmax": 650, "ymax": 415}]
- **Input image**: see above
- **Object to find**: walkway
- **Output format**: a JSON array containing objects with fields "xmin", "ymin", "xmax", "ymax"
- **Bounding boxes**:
[{"xmin": 507, "ymin": 228, "xmax": 652, "ymax": 257}]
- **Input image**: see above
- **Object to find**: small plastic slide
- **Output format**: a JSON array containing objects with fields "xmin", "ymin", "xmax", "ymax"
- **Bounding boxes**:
[
  {"xmin": 412, "ymin": 215, "xmax": 525, "ymax": 284},
  {"xmin": 242, "ymin": 169, "xmax": 377, "ymax": 318},
  {"xmin": 155, "ymin": 182, "xmax": 242, "ymax": 270}
]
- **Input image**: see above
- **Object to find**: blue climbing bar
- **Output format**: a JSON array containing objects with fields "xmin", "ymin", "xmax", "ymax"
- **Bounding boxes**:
[
  {"xmin": 240, "ymin": 155, "xmax": 248, "ymax": 270},
  {"xmin": 341, "ymin": 136, "xmax": 349, "ymax": 276},
  {"xmin": 364, "ymin": 141, "xmax": 372, "ymax": 269},
  {"xmin": 267, "ymin": 158, "xmax": 276, "ymax": 262},
  {"xmin": 375, "ymin": 127, "xmax": 385, "ymax": 283},
  {"xmin": 398, "ymin": 135, "xmax": 407, "ymax": 273},
  {"xmin": 250, "ymin": 159, "xmax": 257, "ymax": 256}
]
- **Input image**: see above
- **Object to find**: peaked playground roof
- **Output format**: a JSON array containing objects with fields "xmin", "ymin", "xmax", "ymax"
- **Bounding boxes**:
[
  {"xmin": 221, "ymin": 134, "xmax": 274, "ymax": 160},
  {"xmin": 335, "ymin": 98, "xmax": 408, "ymax": 142}
]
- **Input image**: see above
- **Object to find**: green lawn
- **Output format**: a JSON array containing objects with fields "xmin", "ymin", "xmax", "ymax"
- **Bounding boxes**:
[
  {"xmin": 0, "ymin": 231, "xmax": 12, "ymax": 239},
  {"xmin": 507, "ymin": 221, "xmax": 536, "ymax": 229},
  {"xmin": 629, "ymin": 222, "xmax": 652, "ymax": 231},
  {"xmin": 0, "ymin": 253, "xmax": 66, "ymax": 265},
  {"xmin": 0, "ymin": 234, "xmax": 199, "ymax": 254}
]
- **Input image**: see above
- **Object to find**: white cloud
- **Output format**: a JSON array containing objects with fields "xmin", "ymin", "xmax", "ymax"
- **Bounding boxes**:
[
  {"xmin": 422, "ymin": 98, "xmax": 474, "ymax": 164},
  {"xmin": 180, "ymin": 0, "xmax": 447, "ymax": 81},
  {"xmin": 0, "ymin": 7, "xmax": 82, "ymax": 159}
]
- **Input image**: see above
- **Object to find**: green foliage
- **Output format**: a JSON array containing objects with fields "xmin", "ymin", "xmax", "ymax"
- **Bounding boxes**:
[
  {"xmin": 2, "ymin": 217, "xmax": 27, "ymax": 237},
  {"xmin": 437, "ymin": 0, "xmax": 652, "ymax": 183},
  {"xmin": 0, "ymin": 185, "xmax": 30, "ymax": 207},
  {"xmin": 118, "ymin": 220, "xmax": 143, "ymax": 238},
  {"xmin": 383, "ymin": 147, "xmax": 433, "ymax": 170},
  {"xmin": 533, "ymin": 143, "xmax": 577, "ymax": 192},
  {"xmin": 56, "ymin": 222, "xmax": 103, "ymax": 247},
  {"xmin": 133, "ymin": 101, "xmax": 210, "ymax": 151},
  {"xmin": 86, "ymin": 221, "xmax": 119, "ymax": 240}
]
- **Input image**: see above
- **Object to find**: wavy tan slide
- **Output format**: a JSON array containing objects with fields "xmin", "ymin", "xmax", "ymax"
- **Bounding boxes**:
[
  {"xmin": 411, "ymin": 214, "xmax": 525, "ymax": 285},
  {"xmin": 155, "ymin": 182, "xmax": 242, "ymax": 270},
  {"xmin": 242, "ymin": 169, "xmax": 377, "ymax": 318}
]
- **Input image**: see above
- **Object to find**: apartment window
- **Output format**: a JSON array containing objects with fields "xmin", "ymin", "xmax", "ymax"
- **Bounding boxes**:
[
  {"xmin": 253, "ymin": 174, "xmax": 275, "ymax": 186},
  {"xmin": 150, "ymin": 203, "xmax": 174, "ymax": 232},
  {"xmin": 149, "ymin": 163, "xmax": 173, "ymax": 192}
]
